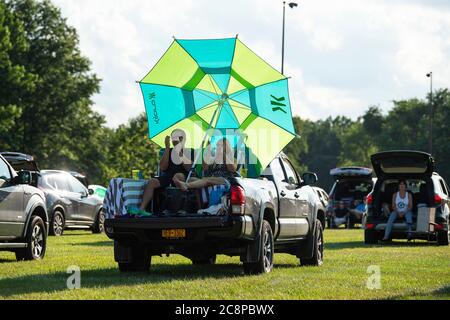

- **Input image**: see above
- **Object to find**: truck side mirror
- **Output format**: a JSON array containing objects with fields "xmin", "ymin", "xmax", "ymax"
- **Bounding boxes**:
[
  {"xmin": 302, "ymin": 172, "xmax": 318, "ymax": 186},
  {"xmin": 88, "ymin": 188, "xmax": 95, "ymax": 196},
  {"xmin": 18, "ymin": 170, "xmax": 32, "ymax": 185}
]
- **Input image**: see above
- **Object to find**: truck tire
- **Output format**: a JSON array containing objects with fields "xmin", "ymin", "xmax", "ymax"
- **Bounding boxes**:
[
  {"xmin": 15, "ymin": 216, "xmax": 47, "ymax": 261},
  {"xmin": 300, "ymin": 220, "xmax": 324, "ymax": 266},
  {"xmin": 192, "ymin": 255, "xmax": 217, "ymax": 265},
  {"xmin": 364, "ymin": 229, "xmax": 379, "ymax": 244},
  {"xmin": 49, "ymin": 210, "xmax": 65, "ymax": 236},
  {"xmin": 92, "ymin": 209, "xmax": 105, "ymax": 234},
  {"xmin": 116, "ymin": 245, "xmax": 151, "ymax": 273},
  {"xmin": 437, "ymin": 219, "xmax": 449, "ymax": 246},
  {"xmin": 243, "ymin": 220, "xmax": 274, "ymax": 275}
]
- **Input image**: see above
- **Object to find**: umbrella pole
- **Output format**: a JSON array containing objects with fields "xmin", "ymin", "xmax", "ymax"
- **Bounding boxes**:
[{"xmin": 185, "ymin": 104, "xmax": 223, "ymax": 183}]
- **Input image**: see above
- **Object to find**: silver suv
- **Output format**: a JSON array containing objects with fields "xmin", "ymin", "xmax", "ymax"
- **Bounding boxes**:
[
  {"xmin": 365, "ymin": 151, "xmax": 449, "ymax": 245},
  {"xmin": 0, "ymin": 154, "xmax": 48, "ymax": 260}
]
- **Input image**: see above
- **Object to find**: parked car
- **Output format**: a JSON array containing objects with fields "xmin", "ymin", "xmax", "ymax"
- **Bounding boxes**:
[
  {"xmin": 327, "ymin": 167, "xmax": 376, "ymax": 228},
  {"xmin": 0, "ymin": 154, "xmax": 48, "ymax": 261},
  {"xmin": 69, "ymin": 171, "xmax": 106, "ymax": 200},
  {"xmin": 1, "ymin": 153, "xmax": 105, "ymax": 237},
  {"xmin": 69, "ymin": 171, "xmax": 89, "ymax": 187},
  {"xmin": 38, "ymin": 170, "xmax": 105, "ymax": 236},
  {"xmin": 365, "ymin": 151, "xmax": 449, "ymax": 245},
  {"xmin": 88, "ymin": 185, "xmax": 107, "ymax": 200},
  {"xmin": 105, "ymin": 153, "xmax": 326, "ymax": 274}
]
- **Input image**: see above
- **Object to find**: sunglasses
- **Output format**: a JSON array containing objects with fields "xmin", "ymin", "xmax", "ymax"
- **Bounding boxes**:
[{"xmin": 171, "ymin": 136, "xmax": 184, "ymax": 142}]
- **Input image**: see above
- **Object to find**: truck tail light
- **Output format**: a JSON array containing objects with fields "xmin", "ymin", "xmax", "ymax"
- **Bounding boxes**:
[
  {"xmin": 366, "ymin": 193, "xmax": 373, "ymax": 205},
  {"xmin": 434, "ymin": 194, "xmax": 443, "ymax": 205},
  {"xmin": 366, "ymin": 223, "xmax": 375, "ymax": 230},
  {"xmin": 230, "ymin": 185, "xmax": 245, "ymax": 215}
]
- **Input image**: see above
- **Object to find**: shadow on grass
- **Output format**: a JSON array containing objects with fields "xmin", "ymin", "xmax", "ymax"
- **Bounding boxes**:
[
  {"xmin": 325, "ymin": 241, "xmax": 368, "ymax": 250},
  {"xmin": 325, "ymin": 240, "xmax": 436, "ymax": 250},
  {"xmin": 74, "ymin": 241, "xmax": 114, "ymax": 247},
  {"xmin": 388, "ymin": 285, "xmax": 450, "ymax": 300},
  {"xmin": 376, "ymin": 241, "xmax": 437, "ymax": 247},
  {"xmin": 0, "ymin": 263, "xmax": 246, "ymax": 298}
]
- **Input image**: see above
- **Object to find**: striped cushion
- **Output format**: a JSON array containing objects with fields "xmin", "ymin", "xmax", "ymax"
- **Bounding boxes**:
[{"xmin": 103, "ymin": 178, "xmax": 148, "ymax": 218}]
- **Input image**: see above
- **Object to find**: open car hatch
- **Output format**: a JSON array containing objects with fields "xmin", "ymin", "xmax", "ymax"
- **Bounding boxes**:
[
  {"xmin": 371, "ymin": 150, "xmax": 434, "ymax": 178},
  {"xmin": 0, "ymin": 152, "xmax": 39, "ymax": 172}
]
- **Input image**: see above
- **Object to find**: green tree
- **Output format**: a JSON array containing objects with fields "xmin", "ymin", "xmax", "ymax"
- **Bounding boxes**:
[
  {"xmin": 338, "ymin": 120, "xmax": 378, "ymax": 168},
  {"xmin": 0, "ymin": 1, "xmax": 34, "ymax": 150},
  {"xmin": 377, "ymin": 98, "xmax": 429, "ymax": 151},
  {"xmin": 425, "ymin": 89, "xmax": 450, "ymax": 183},
  {"xmin": 1, "ymin": 0, "xmax": 103, "ymax": 182},
  {"xmin": 103, "ymin": 113, "xmax": 159, "ymax": 185}
]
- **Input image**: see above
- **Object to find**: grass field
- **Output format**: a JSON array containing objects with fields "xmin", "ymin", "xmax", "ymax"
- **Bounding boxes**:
[{"xmin": 0, "ymin": 229, "xmax": 449, "ymax": 300}]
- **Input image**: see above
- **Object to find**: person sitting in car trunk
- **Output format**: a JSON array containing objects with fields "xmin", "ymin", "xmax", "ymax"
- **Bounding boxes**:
[
  {"xmin": 333, "ymin": 201, "xmax": 350, "ymax": 228},
  {"xmin": 349, "ymin": 199, "xmax": 366, "ymax": 227},
  {"xmin": 382, "ymin": 180, "xmax": 413, "ymax": 242}
]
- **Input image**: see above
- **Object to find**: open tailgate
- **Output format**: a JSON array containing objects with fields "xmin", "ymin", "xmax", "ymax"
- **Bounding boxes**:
[{"xmin": 371, "ymin": 150, "xmax": 434, "ymax": 178}]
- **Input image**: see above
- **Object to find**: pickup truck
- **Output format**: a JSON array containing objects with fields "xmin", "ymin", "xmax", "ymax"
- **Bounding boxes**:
[{"xmin": 105, "ymin": 153, "xmax": 326, "ymax": 274}]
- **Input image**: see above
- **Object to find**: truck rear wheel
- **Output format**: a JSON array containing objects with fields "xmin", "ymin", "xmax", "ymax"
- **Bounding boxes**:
[
  {"xmin": 115, "ymin": 242, "xmax": 151, "ymax": 272},
  {"xmin": 243, "ymin": 220, "xmax": 274, "ymax": 275},
  {"xmin": 300, "ymin": 220, "xmax": 324, "ymax": 266}
]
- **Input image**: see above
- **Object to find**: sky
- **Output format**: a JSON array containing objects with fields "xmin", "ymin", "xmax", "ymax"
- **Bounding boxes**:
[{"xmin": 52, "ymin": 0, "xmax": 450, "ymax": 128}]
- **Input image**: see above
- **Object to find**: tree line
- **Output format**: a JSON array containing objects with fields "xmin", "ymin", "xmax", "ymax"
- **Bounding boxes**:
[{"xmin": 1, "ymin": 0, "xmax": 449, "ymax": 192}]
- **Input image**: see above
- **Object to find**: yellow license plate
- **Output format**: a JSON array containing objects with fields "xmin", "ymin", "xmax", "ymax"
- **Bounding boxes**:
[{"xmin": 162, "ymin": 229, "xmax": 186, "ymax": 239}]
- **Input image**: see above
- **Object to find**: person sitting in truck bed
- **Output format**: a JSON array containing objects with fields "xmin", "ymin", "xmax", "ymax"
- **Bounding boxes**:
[
  {"xmin": 136, "ymin": 129, "xmax": 193, "ymax": 214},
  {"xmin": 175, "ymin": 137, "xmax": 237, "ymax": 191}
]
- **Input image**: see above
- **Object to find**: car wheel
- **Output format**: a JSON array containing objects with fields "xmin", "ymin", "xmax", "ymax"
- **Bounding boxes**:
[
  {"xmin": 437, "ymin": 219, "xmax": 449, "ymax": 246},
  {"xmin": 300, "ymin": 219, "xmax": 324, "ymax": 266},
  {"xmin": 243, "ymin": 220, "xmax": 274, "ymax": 275},
  {"xmin": 15, "ymin": 216, "xmax": 47, "ymax": 261},
  {"xmin": 192, "ymin": 255, "xmax": 217, "ymax": 265},
  {"xmin": 365, "ymin": 229, "xmax": 379, "ymax": 244},
  {"xmin": 92, "ymin": 210, "xmax": 105, "ymax": 234},
  {"xmin": 49, "ymin": 210, "xmax": 65, "ymax": 237}
]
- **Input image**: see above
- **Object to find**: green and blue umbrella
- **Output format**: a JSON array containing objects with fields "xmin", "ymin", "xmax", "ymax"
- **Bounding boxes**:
[{"xmin": 139, "ymin": 37, "xmax": 296, "ymax": 176}]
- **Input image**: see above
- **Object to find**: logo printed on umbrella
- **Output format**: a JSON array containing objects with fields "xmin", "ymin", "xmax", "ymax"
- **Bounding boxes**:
[
  {"xmin": 148, "ymin": 92, "xmax": 159, "ymax": 124},
  {"xmin": 271, "ymin": 95, "xmax": 287, "ymax": 114}
]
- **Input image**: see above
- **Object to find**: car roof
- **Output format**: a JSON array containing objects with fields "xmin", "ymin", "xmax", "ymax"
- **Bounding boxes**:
[
  {"xmin": 69, "ymin": 171, "xmax": 86, "ymax": 179},
  {"xmin": 41, "ymin": 170, "xmax": 73, "ymax": 176}
]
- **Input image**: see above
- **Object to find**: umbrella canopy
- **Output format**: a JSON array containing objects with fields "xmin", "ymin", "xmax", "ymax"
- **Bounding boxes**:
[{"xmin": 139, "ymin": 37, "xmax": 296, "ymax": 176}]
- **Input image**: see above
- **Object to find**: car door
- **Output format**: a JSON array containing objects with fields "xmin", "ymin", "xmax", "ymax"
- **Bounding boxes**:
[
  {"xmin": 0, "ymin": 157, "xmax": 25, "ymax": 238},
  {"xmin": 280, "ymin": 157, "xmax": 310, "ymax": 237},
  {"xmin": 50, "ymin": 173, "xmax": 78, "ymax": 221},
  {"xmin": 66, "ymin": 174, "xmax": 96, "ymax": 223}
]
